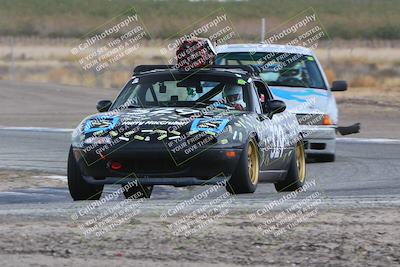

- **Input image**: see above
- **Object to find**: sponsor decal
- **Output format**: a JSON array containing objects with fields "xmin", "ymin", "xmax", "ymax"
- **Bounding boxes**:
[
  {"xmin": 84, "ymin": 116, "xmax": 119, "ymax": 134},
  {"xmin": 190, "ymin": 118, "xmax": 229, "ymax": 134}
]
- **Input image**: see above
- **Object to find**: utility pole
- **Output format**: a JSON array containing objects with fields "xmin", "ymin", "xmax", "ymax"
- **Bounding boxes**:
[
  {"xmin": 261, "ymin": 18, "xmax": 266, "ymax": 43},
  {"xmin": 10, "ymin": 37, "xmax": 16, "ymax": 81}
]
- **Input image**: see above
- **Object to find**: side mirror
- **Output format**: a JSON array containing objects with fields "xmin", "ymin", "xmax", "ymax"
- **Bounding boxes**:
[
  {"xmin": 159, "ymin": 83, "xmax": 167, "ymax": 93},
  {"xmin": 264, "ymin": 99, "xmax": 286, "ymax": 117},
  {"xmin": 96, "ymin": 100, "xmax": 112, "ymax": 112},
  {"xmin": 331, "ymin": 80, "xmax": 347, "ymax": 91},
  {"xmin": 196, "ymin": 85, "xmax": 203, "ymax": 94}
]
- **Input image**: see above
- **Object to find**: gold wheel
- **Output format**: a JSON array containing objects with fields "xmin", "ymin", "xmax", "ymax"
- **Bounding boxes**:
[
  {"xmin": 295, "ymin": 142, "xmax": 306, "ymax": 183},
  {"xmin": 247, "ymin": 140, "xmax": 259, "ymax": 185}
]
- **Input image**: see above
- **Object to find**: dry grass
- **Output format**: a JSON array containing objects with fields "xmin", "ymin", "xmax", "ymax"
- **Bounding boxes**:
[
  {"xmin": 0, "ymin": 42, "xmax": 170, "ymax": 88},
  {"xmin": 1, "ymin": 39, "xmax": 400, "ymax": 89},
  {"xmin": 315, "ymin": 47, "xmax": 400, "ymax": 88},
  {"xmin": 349, "ymin": 76, "xmax": 378, "ymax": 87}
]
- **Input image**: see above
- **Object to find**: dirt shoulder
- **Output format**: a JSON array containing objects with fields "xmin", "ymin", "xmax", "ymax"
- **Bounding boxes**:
[
  {"xmin": 0, "ymin": 170, "xmax": 66, "ymax": 191},
  {"xmin": 0, "ymin": 170, "xmax": 398, "ymax": 266},
  {"xmin": 0, "ymin": 207, "xmax": 399, "ymax": 267}
]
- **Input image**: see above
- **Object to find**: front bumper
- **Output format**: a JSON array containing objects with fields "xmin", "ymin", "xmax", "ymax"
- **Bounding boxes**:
[
  {"xmin": 73, "ymin": 146, "xmax": 243, "ymax": 186},
  {"xmin": 300, "ymin": 125, "xmax": 336, "ymax": 155}
]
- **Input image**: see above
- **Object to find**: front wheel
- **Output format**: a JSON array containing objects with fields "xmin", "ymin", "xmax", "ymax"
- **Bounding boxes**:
[
  {"xmin": 274, "ymin": 140, "xmax": 306, "ymax": 192},
  {"xmin": 226, "ymin": 138, "xmax": 259, "ymax": 194},
  {"xmin": 67, "ymin": 146, "xmax": 104, "ymax": 201}
]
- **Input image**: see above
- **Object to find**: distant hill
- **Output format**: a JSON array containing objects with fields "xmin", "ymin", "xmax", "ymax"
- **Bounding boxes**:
[{"xmin": 0, "ymin": 0, "xmax": 399, "ymax": 40}]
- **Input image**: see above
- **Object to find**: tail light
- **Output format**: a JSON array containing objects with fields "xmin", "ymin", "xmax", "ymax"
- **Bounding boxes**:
[
  {"xmin": 296, "ymin": 114, "xmax": 333, "ymax": 126},
  {"xmin": 322, "ymin": 115, "xmax": 332, "ymax": 125},
  {"xmin": 110, "ymin": 161, "xmax": 122, "ymax": 170}
]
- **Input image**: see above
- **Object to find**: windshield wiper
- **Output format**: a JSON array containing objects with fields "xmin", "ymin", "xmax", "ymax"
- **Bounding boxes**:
[
  {"xmin": 194, "ymin": 102, "xmax": 235, "ymax": 110},
  {"xmin": 193, "ymin": 102, "xmax": 210, "ymax": 108},
  {"xmin": 126, "ymin": 104, "xmax": 145, "ymax": 108},
  {"xmin": 214, "ymin": 103, "xmax": 236, "ymax": 110}
]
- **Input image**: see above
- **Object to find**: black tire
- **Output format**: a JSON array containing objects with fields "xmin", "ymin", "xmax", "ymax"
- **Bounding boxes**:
[
  {"xmin": 275, "ymin": 141, "xmax": 306, "ymax": 192},
  {"xmin": 226, "ymin": 138, "xmax": 259, "ymax": 194},
  {"xmin": 123, "ymin": 185, "xmax": 153, "ymax": 199},
  {"xmin": 316, "ymin": 154, "xmax": 335, "ymax": 162},
  {"xmin": 67, "ymin": 146, "xmax": 103, "ymax": 201}
]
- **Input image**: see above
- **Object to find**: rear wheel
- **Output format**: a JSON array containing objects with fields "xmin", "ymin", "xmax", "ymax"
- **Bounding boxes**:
[
  {"xmin": 67, "ymin": 147, "xmax": 103, "ymax": 201},
  {"xmin": 274, "ymin": 141, "xmax": 306, "ymax": 192},
  {"xmin": 123, "ymin": 185, "xmax": 153, "ymax": 199},
  {"xmin": 226, "ymin": 138, "xmax": 259, "ymax": 194}
]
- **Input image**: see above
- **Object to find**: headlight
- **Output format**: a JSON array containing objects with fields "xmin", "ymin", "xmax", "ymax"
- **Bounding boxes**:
[
  {"xmin": 84, "ymin": 136, "xmax": 112, "ymax": 145},
  {"xmin": 71, "ymin": 125, "xmax": 84, "ymax": 148},
  {"xmin": 71, "ymin": 116, "xmax": 118, "ymax": 148}
]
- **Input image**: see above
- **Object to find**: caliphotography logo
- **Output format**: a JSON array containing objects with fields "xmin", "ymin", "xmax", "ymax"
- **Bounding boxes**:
[
  {"xmin": 71, "ymin": 7, "xmax": 149, "ymax": 73},
  {"xmin": 159, "ymin": 175, "xmax": 236, "ymax": 238}
]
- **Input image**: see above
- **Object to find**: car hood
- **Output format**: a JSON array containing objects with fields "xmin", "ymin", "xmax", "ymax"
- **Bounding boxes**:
[
  {"xmin": 270, "ymin": 86, "xmax": 328, "ymax": 114},
  {"xmin": 72, "ymin": 107, "xmax": 262, "ymax": 165},
  {"xmin": 80, "ymin": 107, "xmax": 251, "ymax": 143}
]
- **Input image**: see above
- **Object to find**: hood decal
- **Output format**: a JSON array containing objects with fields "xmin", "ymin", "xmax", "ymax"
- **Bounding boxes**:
[
  {"xmin": 190, "ymin": 118, "xmax": 229, "ymax": 134},
  {"xmin": 81, "ymin": 107, "xmax": 242, "ymax": 144},
  {"xmin": 84, "ymin": 116, "xmax": 119, "ymax": 134},
  {"xmin": 271, "ymin": 88, "xmax": 326, "ymax": 103}
]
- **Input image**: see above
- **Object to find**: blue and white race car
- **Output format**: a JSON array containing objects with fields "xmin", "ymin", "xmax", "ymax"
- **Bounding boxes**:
[{"xmin": 216, "ymin": 44, "xmax": 348, "ymax": 162}]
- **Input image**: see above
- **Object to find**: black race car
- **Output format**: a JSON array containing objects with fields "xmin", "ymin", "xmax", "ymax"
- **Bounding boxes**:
[{"xmin": 68, "ymin": 65, "xmax": 306, "ymax": 200}]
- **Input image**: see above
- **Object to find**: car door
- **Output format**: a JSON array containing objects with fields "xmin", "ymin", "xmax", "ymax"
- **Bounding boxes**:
[{"xmin": 253, "ymin": 80, "xmax": 292, "ymax": 170}]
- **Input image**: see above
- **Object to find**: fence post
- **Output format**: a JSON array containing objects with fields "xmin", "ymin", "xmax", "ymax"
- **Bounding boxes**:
[{"xmin": 9, "ymin": 37, "xmax": 16, "ymax": 81}]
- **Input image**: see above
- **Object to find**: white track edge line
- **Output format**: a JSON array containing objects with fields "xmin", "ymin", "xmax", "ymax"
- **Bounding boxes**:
[{"xmin": 0, "ymin": 126, "xmax": 74, "ymax": 132}]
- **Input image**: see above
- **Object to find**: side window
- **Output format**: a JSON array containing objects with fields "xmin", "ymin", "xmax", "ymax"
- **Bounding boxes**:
[
  {"xmin": 250, "ymin": 83, "xmax": 262, "ymax": 114},
  {"xmin": 145, "ymin": 88, "xmax": 155, "ymax": 102},
  {"xmin": 254, "ymin": 81, "xmax": 271, "ymax": 113},
  {"xmin": 254, "ymin": 81, "xmax": 272, "ymax": 101}
]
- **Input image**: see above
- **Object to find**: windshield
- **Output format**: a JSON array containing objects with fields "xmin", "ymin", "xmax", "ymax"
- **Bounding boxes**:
[
  {"xmin": 216, "ymin": 52, "xmax": 326, "ymax": 89},
  {"xmin": 111, "ymin": 73, "xmax": 251, "ymax": 111}
]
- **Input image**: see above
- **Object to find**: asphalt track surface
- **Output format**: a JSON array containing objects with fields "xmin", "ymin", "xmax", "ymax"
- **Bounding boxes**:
[{"xmin": 0, "ymin": 128, "xmax": 399, "ymax": 207}]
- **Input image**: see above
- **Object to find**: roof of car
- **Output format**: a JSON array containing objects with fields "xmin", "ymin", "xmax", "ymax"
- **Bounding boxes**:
[
  {"xmin": 215, "ymin": 43, "xmax": 314, "ymax": 56},
  {"xmin": 133, "ymin": 65, "xmax": 260, "ymax": 79}
]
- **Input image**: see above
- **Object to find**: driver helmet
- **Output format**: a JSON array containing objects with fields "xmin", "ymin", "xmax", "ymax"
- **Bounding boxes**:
[{"xmin": 223, "ymin": 85, "xmax": 246, "ymax": 110}]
